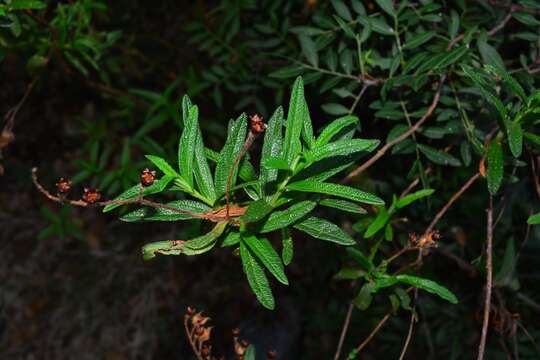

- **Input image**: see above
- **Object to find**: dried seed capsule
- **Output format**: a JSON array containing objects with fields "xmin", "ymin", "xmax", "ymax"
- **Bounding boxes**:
[
  {"xmin": 249, "ymin": 114, "xmax": 266, "ymax": 134},
  {"xmin": 267, "ymin": 350, "xmax": 277, "ymax": 359},
  {"xmin": 55, "ymin": 178, "xmax": 72, "ymax": 194},
  {"xmin": 82, "ymin": 188, "xmax": 101, "ymax": 204},
  {"xmin": 140, "ymin": 168, "xmax": 156, "ymax": 187}
]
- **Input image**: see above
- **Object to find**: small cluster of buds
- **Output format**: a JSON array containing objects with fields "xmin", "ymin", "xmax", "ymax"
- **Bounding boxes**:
[
  {"xmin": 249, "ymin": 114, "xmax": 267, "ymax": 134},
  {"xmin": 409, "ymin": 230, "xmax": 441, "ymax": 249},
  {"xmin": 50, "ymin": 168, "xmax": 157, "ymax": 205},
  {"xmin": 185, "ymin": 307, "xmax": 218, "ymax": 360}
]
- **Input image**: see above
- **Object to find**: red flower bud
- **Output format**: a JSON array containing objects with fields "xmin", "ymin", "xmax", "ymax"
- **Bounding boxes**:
[
  {"xmin": 140, "ymin": 168, "xmax": 156, "ymax": 187},
  {"xmin": 55, "ymin": 178, "xmax": 72, "ymax": 194},
  {"xmin": 82, "ymin": 188, "xmax": 101, "ymax": 204},
  {"xmin": 249, "ymin": 114, "xmax": 266, "ymax": 134}
]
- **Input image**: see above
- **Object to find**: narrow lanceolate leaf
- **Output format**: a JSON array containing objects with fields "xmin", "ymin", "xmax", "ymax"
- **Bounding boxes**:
[
  {"xmin": 120, "ymin": 200, "xmax": 211, "ymax": 222},
  {"xmin": 215, "ymin": 114, "xmax": 247, "ymax": 197},
  {"xmin": 103, "ymin": 175, "xmax": 174, "ymax": 212},
  {"xmin": 315, "ymin": 115, "xmax": 359, "ymax": 147},
  {"xmin": 418, "ymin": 144, "xmax": 462, "ymax": 167},
  {"xmin": 294, "ymin": 216, "xmax": 356, "ymax": 245},
  {"xmin": 260, "ymin": 107, "xmax": 284, "ymax": 198},
  {"xmin": 178, "ymin": 105, "xmax": 199, "ymax": 187},
  {"xmin": 396, "ymin": 189, "xmax": 435, "ymax": 209},
  {"xmin": 484, "ymin": 64, "xmax": 527, "ymax": 102},
  {"xmin": 142, "ymin": 222, "xmax": 227, "ymax": 260},
  {"xmin": 302, "ymin": 101, "xmax": 315, "ymax": 149},
  {"xmin": 396, "ymin": 274, "xmax": 458, "ymax": 304},
  {"xmin": 364, "ymin": 207, "xmax": 389, "ymax": 238},
  {"xmin": 263, "ymin": 157, "xmax": 290, "ymax": 171},
  {"xmin": 242, "ymin": 199, "xmax": 273, "ymax": 223},
  {"xmin": 527, "ymin": 212, "xmax": 540, "ymax": 225},
  {"xmin": 487, "ymin": 141, "xmax": 504, "ymax": 194},
  {"xmin": 261, "ymin": 200, "xmax": 317, "ymax": 233},
  {"xmin": 305, "ymin": 139, "xmax": 379, "ymax": 164},
  {"xmin": 146, "ymin": 155, "xmax": 180, "ymax": 177},
  {"xmin": 287, "ymin": 181, "xmax": 385, "ymax": 205},
  {"xmin": 283, "ymin": 77, "xmax": 306, "ymax": 166},
  {"xmin": 319, "ymin": 199, "xmax": 367, "ymax": 214},
  {"xmin": 281, "ymin": 228, "xmax": 293, "ymax": 265},
  {"xmin": 240, "ymin": 241, "xmax": 275, "ymax": 310},
  {"xmin": 375, "ymin": 0, "xmax": 394, "ymax": 16},
  {"xmin": 193, "ymin": 125, "xmax": 217, "ymax": 204},
  {"xmin": 403, "ymin": 31, "xmax": 435, "ymax": 49},
  {"xmin": 298, "ymin": 35, "xmax": 318, "ymax": 67},
  {"xmin": 243, "ymin": 235, "xmax": 288, "ymax": 285},
  {"xmin": 507, "ymin": 121, "xmax": 523, "ymax": 158},
  {"xmin": 221, "ymin": 231, "xmax": 241, "ymax": 247}
]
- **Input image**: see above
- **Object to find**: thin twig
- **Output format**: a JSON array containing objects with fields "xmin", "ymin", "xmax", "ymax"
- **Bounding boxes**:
[
  {"xmin": 352, "ymin": 312, "xmax": 392, "ymax": 356},
  {"xmin": 225, "ymin": 128, "xmax": 259, "ymax": 218},
  {"xmin": 184, "ymin": 316, "xmax": 204, "ymax": 360},
  {"xmin": 32, "ymin": 167, "xmax": 245, "ymax": 222},
  {"xmin": 477, "ymin": 194, "xmax": 494, "ymax": 360},
  {"xmin": 398, "ymin": 305, "xmax": 417, "ymax": 360},
  {"xmin": 423, "ymin": 172, "xmax": 480, "ymax": 237},
  {"xmin": 342, "ymin": 75, "xmax": 446, "ymax": 183},
  {"xmin": 334, "ymin": 302, "xmax": 354, "ymax": 360}
]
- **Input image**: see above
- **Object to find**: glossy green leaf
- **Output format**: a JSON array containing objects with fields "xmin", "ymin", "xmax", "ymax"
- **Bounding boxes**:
[
  {"xmin": 487, "ymin": 141, "xmax": 504, "ymax": 194},
  {"xmin": 315, "ymin": 115, "xmax": 359, "ymax": 147},
  {"xmin": 322, "ymin": 103, "xmax": 349, "ymax": 116},
  {"xmin": 103, "ymin": 175, "xmax": 174, "ymax": 212},
  {"xmin": 261, "ymin": 201, "xmax": 317, "ymax": 233},
  {"xmin": 396, "ymin": 274, "xmax": 458, "ymax": 304},
  {"xmin": 333, "ymin": 267, "xmax": 365, "ymax": 280},
  {"xmin": 142, "ymin": 222, "xmax": 227, "ymax": 259},
  {"xmin": 403, "ymin": 31, "xmax": 435, "ymax": 50},
  {"xmin": 120, "ymin": 200, "xmax": 211, "ymax": 222},
  {"xmin": 347, "ymin": 248, "xmax": 373, "ymax": 271},
  {"xmin": 243, "ymin": 235, "xmax": 288, "ymax": 285},
  {"xmin": 364, "ymin": 207, "xmax": 389, "ymax": 238},
  {"xmin": 305, "ymin": 139, "xmax": 379, "ymax": 164},
  {"xmin": 375, "ymin": 0, "xmax": 394, "ymax": 16},
  {"xmin": 283, "ymin": 77, "xmax": 306, "ymax": 166},
  {"xmin": 281, "ymin": 228, "xmax": 293, "ymax": 265},
  {"xmin": 240, "ymin": 241, "xmax": 275, "ymax": 310},
  {"xmin": 287, "ymin": 180, "xmax": 385, "ymax": 205},
  {"xmin": 215, "ymin": 114, "xmax": 247, "ymax": 197},
  {"xmin": 484, "ymin": 65, "xmax": 526, "ymax": 102},
  {"xmin": 319, "ymin": 199, "xmax": 367, "ymax": 214},
  {"xmin": 146, "ymin": 155, "xmax": 180, "ymax": 177},
  {"xmin": 396, "ymin": 189, "xmax": 435, "ymax": 208},
  {"xmin": 8, "ymin": 0, "xmax": 46, "ymax": 10},
  {"xmin": 242, "ymin": 199, "xmax": 273, "ymax": 223},
  {"xmin": 178, "ymin": 104, "xmax": 199, "ymax": 187},
  {"xmin": 507, "ymin": 121, "xmax": 523, "ymax": 158},
  {"xmin": 331, "ymin": 0, "xmax": 352, "ymax": 21},
  {"xmin": 478, "ymin": 37, "xmax": 505, "ymax": 70},
  {"xmin": 294, "ymin": 216, "xmax": 355, "ymax": 245},
  {"xmin": 193, "ymin": 125, "xmax": 217, "ymax": 203},
  {"xmin": 221, "ymin": 231, "xmax": 241, "ymax": 247},
  {"xmin": 260, "ymin": 107, "xmax": 284, "ymax": 197},
  {"xmin": 263, "ymin": 157, "xmax": 290, "ymax": 171},
  {"xmin": 353, "ymin": 282, "xmax": 375, "ymax": 310},
  {"xmin": 418, "ymin": 144, "xmax": 461, "ymax": 167},
  {"xmin": 527, "ymin": 212, "xmax": 540, "ymax": 225}
]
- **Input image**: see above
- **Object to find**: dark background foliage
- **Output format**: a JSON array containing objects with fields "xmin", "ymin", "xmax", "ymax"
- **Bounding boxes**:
[{"xmin": 1, "ymin": 0, "xmax": 540, "ymax": 359}]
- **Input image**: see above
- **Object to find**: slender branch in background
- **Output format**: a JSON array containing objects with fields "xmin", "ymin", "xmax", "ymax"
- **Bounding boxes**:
[
  {"xmin": 351, "ymin": 312, "xmax": 392, "ymax": 357},
  {"xmin": 423, "ymin": 172, "xmax": 480, "ymax": 237},
  {"xmin": 398, "ymin": 304, "xmax": 417, "ymax": 360},
  {"xmin": 334, "ymin": 302, "xmax": 354, "ymax": 360},
  {"xmin": 477, "ymin": 195, "xmax": 494, "ymax": 360},
  {"xmin": 348, "ymin": 84, "xmax": 370, "ymax": 115},
  {"xmin": 342, "ymin": 75, "xmax": 446, "ymax": 183}
]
